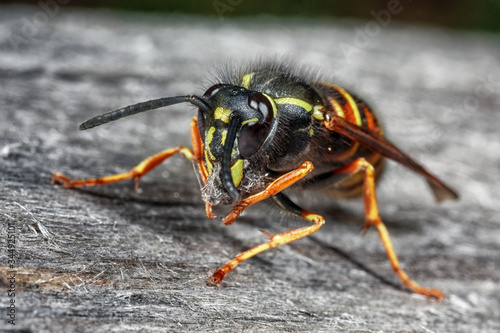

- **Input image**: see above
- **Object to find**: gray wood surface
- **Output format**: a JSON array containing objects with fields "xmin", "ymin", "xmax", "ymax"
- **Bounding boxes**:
[{"xmin": 1, "ymin": 5, "xmax": 499, "ymax": 332}]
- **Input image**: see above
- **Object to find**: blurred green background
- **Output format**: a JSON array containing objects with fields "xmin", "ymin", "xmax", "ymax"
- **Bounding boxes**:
[{"xmin": 3, "ymin": 0, "xmax": 500, "ymax": 31}]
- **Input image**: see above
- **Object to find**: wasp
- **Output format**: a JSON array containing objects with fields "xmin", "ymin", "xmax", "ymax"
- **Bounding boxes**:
[{"xmin": 53, "ymin": 61, "xmax": 458, "ymax": 299}]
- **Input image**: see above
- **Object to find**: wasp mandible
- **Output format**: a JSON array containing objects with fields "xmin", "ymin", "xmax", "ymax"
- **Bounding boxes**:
[{"xmin": 53, "ymin": 61, "xmax": 458, "ymax": 299}]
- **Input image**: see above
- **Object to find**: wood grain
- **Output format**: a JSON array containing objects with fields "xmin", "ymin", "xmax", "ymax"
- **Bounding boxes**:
[{"xmin": 1, "ymin": 6, "xmax": 499, "ymax": 332}]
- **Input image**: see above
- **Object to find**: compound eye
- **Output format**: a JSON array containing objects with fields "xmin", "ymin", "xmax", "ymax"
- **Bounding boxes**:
[
  {"xmin": 203, "ymin": 84, "xmax": 224, "ymax": 98},
  {"xmin": 238, "ymin": 93, "xmax": 274, "ymax": 158}
]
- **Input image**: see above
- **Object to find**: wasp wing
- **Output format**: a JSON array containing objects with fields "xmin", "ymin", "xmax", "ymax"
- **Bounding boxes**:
[{"xmin": 327, "ymin": 116, "xmax": 458, "ymax": 202}]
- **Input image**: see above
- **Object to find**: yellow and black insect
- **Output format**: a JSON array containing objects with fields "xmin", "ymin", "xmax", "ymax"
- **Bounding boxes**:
[{"xmin": 53, "ymin": 61, "xmax": 458, "ymax": 299}]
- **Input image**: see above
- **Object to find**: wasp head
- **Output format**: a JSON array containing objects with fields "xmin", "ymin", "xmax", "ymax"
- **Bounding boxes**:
[
  {"xmin": 77, "ymin": 82, "xmax": 279, "ymax": 206},
  {"xmin": 197, "ymin": 84, "xmax": 278, "ymax": 205}
]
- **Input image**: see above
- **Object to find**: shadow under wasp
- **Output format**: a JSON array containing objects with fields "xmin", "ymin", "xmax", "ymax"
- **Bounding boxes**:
[{"xmin": 53, "ymin": 60, "xmax": 458, "ymax": 299}]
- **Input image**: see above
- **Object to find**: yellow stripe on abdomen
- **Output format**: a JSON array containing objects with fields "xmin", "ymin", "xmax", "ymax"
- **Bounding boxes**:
[{"xmin": 319, "ymin": 83, "xmax": 362, "ymax": 126}]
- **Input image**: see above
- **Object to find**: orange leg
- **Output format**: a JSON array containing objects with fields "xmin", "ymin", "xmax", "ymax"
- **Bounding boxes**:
[
  {"xmin": 189, "ymin": 116, "xmax": 213, "ymax": 219},
  {"xmin": 52, "ymin": 146, "xmax": 195, "ymax": 191},
  {"xmin": 332, "ymin": 157, "xmax": 444, "ymax": 299},
  {"xmin": 222, "ymin": 161, "xmax": 314, "ymax": 225},
  {"xmin": 190, "ymin": 116, "xmax": 208, "ymax": 182},
  {"xmin": 208, "ymin": 161, "xmax": 316, "ymax": 286},
  {"xmin": 53, "ymin": 116, "xmax": 199, "ymax": 189},
  {"xmin": 53, "ymin": 116, "xmax": 214, "ymax": 221}
]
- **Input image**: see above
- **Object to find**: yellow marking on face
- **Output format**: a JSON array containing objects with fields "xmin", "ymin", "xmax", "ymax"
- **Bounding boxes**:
[
  {"xmin": 204, "ymin": 151, "xmax": 213, "ymax": 175},
  {"xmin": 220, "ymin": 130, "xmax": 227, "ymax": 146},
  {"xmin": 205, "ymin": 127, "xmax": 216, "ymax": 160},
  {"xmin": 309, "ymin": 128, "xmax": 314, "ymax": 137},
  {"xmin": 312, "ymin": 105, "xmax": 325, "ymax": 120},
  {"xmin": 241, "ymin": 117, "xmax": 259, "ymax": 125},
  {"xmin": 275, "ymin": 97, "xmax": 312, "ymax": 112},
  {"xmin": 241, "ymin": 73, "xmax": 253, "ymax": 88},
  {"xmin": 214, "ymin": 107, "xmax": 231, "ymax": 123},
  {"xmin": 206, "ymin": 127, "xmax": 215, "ymax": 145},
  {"xmin": 230, "ymin": 159, "xmax": 244, "ymax": 188},
  {"xmin": 329, "ymin": 84, "xmax": 362, "ymax": 126}
]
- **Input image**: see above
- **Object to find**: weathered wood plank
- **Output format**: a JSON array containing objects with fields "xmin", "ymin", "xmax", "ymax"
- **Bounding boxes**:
[{"xmin": 1, "ymin": 5, "xmax": 499, "ymax": 332}]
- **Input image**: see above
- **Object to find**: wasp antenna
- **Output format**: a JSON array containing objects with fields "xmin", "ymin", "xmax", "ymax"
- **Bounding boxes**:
[
  {"xmin": 221, "ymin": 114, "xmax": 241, "ymax": 200},
  {"xmin": 186, "ymin": 95, "xmax": 212, "ymax": 115},
  {"xmin": 79, "ymin": 95, "xmax": 211, "ymax": 130}
]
